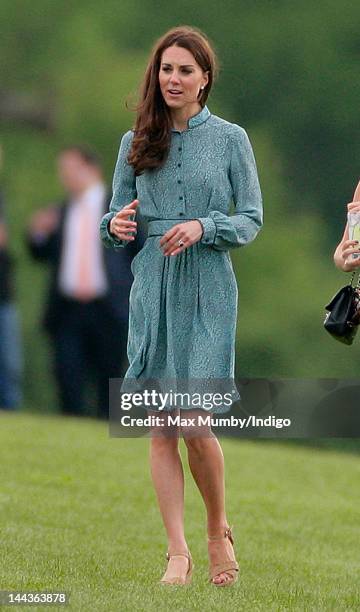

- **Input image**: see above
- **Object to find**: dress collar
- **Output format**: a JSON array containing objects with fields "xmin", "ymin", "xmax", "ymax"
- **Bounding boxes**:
[{"xmin": 171, "ymin": 104, "xmax": 210, "ymax": 132}]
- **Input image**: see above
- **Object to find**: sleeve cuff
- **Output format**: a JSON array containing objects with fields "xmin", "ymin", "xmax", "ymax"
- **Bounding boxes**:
[
  {"xmin": 99, "ymin": 212, "xmax": 126, "ymax": 249},
  {"xmin": 197, "ymin": 217, "xmax": 217, "ymax": 245}
]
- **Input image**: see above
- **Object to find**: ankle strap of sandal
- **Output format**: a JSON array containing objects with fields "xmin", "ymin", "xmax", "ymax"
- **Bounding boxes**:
[
  {"xmin": 166, "ymin": 551, "xmax": 190, "ymax": 561},
  {"xmin": 208, "ymin": 525, "xmax": 234, "ymax": 545}
]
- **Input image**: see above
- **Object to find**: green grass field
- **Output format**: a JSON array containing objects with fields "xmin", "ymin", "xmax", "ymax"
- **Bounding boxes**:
[{"xmin": 0, "ymin": 411, "xmax": 359, "ymax": 611}]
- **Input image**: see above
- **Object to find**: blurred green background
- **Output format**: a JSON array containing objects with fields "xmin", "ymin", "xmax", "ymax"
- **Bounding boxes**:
[{"xmin": 0, "ymin": 0, "xmax": 359, "ymax": 412}]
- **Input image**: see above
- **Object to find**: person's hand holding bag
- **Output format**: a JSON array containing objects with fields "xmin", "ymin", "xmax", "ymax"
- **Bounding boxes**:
[{"xmin": 334, "ymin": 180, "xmax": 360, "ymax": 272}]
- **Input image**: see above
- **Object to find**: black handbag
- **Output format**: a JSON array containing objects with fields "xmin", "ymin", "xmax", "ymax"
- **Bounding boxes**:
[{"xmin": 324, "ymin": 270, "xmax": 360, "ymax": 344}]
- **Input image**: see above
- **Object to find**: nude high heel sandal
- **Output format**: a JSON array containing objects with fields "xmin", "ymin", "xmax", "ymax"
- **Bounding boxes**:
[
  {"xmin": 159, "ymin": 550, "xmax": 194, "ymax": 585},
  {"xmin": 208, "ymin": 525, "xmax": 239, "ymax": 587}
]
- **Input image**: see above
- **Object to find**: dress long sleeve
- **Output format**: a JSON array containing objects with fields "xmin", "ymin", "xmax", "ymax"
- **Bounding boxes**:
[
  {"xmin": 99, "ymin": 130, "xmax": 137, "ymax": 249},
  {"xmin": 197, "ymin": 125, "xmax": 263, "ymax": 251}
]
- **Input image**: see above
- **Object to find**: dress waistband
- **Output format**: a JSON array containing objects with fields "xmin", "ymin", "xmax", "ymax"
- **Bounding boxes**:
[{"xmin": 147, "ymin": 218, "xmax": 196, "ymax": 237}]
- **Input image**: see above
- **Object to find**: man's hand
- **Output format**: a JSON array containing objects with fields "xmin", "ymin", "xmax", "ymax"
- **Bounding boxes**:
[
  {"xmin": 29, "ymin": 206, "xmax": 60, "ymax": 236},
  {"xmin": 109, "ymin": 199, "xmax": 139, "ymax": 242},
  {"xmin": 160, "ymin": 220, "xmax": 204, "ymax": 256}
]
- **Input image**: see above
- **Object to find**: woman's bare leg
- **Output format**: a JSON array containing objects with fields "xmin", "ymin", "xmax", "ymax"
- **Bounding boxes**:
[
  {"xmin": 181, "ymin": 410, "xmax": 235, "ymax": 585},
  {"xmin": 148, "ymin": 409, "xmax": 190, "ymax": 580}
]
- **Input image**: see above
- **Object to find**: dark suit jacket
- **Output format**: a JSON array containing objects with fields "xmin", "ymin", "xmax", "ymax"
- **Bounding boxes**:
[
  {"xmin": 0, "ymin": 188, "xmax": 15, "ymax": 303},
  {"xmin": 0, "ymin": 249, "xmax": 15, "ymax": 303},
  {"xmin": 26, "ymin": 189, "xmax": 147, "ymax": 334}
]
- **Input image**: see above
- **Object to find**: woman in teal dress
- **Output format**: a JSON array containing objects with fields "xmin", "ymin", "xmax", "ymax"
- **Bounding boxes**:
[{"xmin": 100, "ymin": 26, "xmax": 263, "ymax": 587}]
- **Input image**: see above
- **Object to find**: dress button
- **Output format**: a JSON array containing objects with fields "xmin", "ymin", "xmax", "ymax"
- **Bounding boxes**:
[
  {"xmin": 177, "ymin": 179, "xmax": 182, "ymax": 184},
  {"xmin": 178, "ymin": 147, "xmax": 182, "ymax": 151},
  {"xmin": 179, "ymin": 196, "xmax": 183, "ymax": 200},
  {"xmin": 177, "ymin": 163, "xmax": 181, "ymax": 167},
  {"xmin": 179, "ymin": 212, "xmax": 184, "ymax": 216}
]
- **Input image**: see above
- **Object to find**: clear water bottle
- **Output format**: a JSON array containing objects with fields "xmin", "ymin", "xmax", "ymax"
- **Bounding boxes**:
[{"xmin": 347, "ymin": 210, "xmax": 360, "ymax": 260}]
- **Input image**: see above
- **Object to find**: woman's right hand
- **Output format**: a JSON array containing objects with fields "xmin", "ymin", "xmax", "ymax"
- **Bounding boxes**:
[{"xmin": 110, "ymin": 199, "xmax": 139, "ymax": 241}]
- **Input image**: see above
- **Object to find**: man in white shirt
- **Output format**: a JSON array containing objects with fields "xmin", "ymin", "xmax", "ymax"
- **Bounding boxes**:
[
  {"xmin": 58, "ymin": 180, "xmax": 109, "ymax": 301},
  {"xmin": 27, "ymin": 144, "xmax": 145, "ymax": 418}
]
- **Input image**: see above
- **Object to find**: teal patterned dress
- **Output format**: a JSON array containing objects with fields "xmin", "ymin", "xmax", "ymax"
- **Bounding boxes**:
[{"xmin": 100, "ymin": 104, "xmax": 263, "ymax": 413}]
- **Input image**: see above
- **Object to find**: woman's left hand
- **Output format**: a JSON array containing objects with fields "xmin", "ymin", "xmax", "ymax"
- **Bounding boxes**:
[{"xmin": 160, "ymin": 220, "xmax": 204, "ymax": 256}]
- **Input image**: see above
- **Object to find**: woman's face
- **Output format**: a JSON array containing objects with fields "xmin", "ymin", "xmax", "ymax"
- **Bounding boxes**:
[{"xmin": 159, "ymin": 45, "xmax": 208, "ymax": 109}]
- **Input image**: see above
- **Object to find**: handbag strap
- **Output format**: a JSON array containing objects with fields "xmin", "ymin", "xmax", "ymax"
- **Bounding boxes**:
[{"xmin": 349, "ymin": 269, "xmax": 360, "ymax": 289}]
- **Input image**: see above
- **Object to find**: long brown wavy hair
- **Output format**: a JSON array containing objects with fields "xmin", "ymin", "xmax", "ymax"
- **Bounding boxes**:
[{"xmin": 126, "ymin": 26, "xmax": 219, "ymax": 176}]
